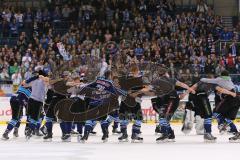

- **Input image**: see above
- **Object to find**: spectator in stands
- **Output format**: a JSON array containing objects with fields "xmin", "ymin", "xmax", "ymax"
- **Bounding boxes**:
[
  {"xmin": 235, "ymin": 56, "xmax": 240, "ymax": 73},
  {"xmin": 35, "ymin": 8, "xmax": 43, "ymax": 23},
  {"xmin": 52, "ymin": 7, "xmax": 62, "ymax": 22},
  {"xmin": 24, "ymin": 8, "xmax": 33, "ymax": 28},
  {"xmin": 9, "ymin": 19, "xmax": 19, "ymax": 37},
  {"xmin": 62, "ymin": 4, "xmax": 71, "ymax": 20},
  {"xmin": 0, "ymin": 68, "xmax": 10, "ymax": 80},
  {"xmin": 40, "ymin": 34, "xmax": 50, "ymax": 50},
  {"xmin": 229, "ymin": 41, "xmax": 238, "ymax": 57},
  {"xmin": 34, "ymin": 61, "xmax": 44, "ymax": 71},
  {"xmin": 205, "ymin": 58, "xmax": 215, "ymax": 74},
  {"xmin": 9, "ymin": 62, "xmax": 19, "ymax": 77},
  {"xmin": 226, "ymin": 53, "xmax": 236, "ymax": 73},
  {"xmin": 215, "ymin": 63, "xmax": 226, "ymax": 76},
  {"xmin": 2, "ymin": 19, "xmax": 9, "ymax": 37},
  {"xmin": 221, "ymin": 28, "xmax": 233, "ymax": 41},
  {"xmin": 197, "ymin": 0, "xmax": 208, "ymax": 13},
  {"xmin": 24, "ymin": 67, "xmax": 33, "ymax": 80},
  {"xmin": 2, "ymin": 8, "xmax": 12, "ymax": 22},
  {"xmin": 11, "ymin": 69, "xmax": 22, "ymax": 85},
  {"xmin": 220, "ymin": 43, "xmax": 228, "ymax": 56},
  {"xmin": 14, "ymin": 10, "xmax": 24, "ymax": 28},
  {"xmin": 43, "ymin": 61, "xmax": 51, "ymax": 75},
  {"xmin": 42, "ymin": 8, "xmax": 51, "ymax": 22},
  {"xmin": 22, "ymin": 49, "xmax": 32, "ymax": 69}
]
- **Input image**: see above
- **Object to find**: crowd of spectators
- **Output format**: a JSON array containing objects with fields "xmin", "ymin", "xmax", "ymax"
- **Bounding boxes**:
[{"xmin": 0, "ymin": 0, "xmax": 240, "ymax": 85}]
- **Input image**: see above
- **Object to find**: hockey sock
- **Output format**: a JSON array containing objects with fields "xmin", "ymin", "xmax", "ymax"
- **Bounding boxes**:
[
  {"xmin": 100, "ymin": 120, "xmax": 109, "ymax": 133},
  {"xmin": 120, "ymin": 120, "xmax": 129, "ymax": 133},
  {"xmin": 29, "ymin": 118, "xmax": 38, "ymax": 130},
  {"xmin": 132, "ymin": 120, "xmax": 141, "ymax": 134},
  {"xmin": 225, "ymin": 118, "xmax": 238, "ymax": 133},
  {"xmin": 45, "ymin": 117, "xmax": 53, "ymax": 133},
  {"xmin": 72, "ymin": 122, "xmax": 76, "ymax": 130},
  {"xmin": 65, "ymin": 122, "xmax": 72, "ymax": 134},
  {"xmin": 106, "ymin": 115, "xmax": 120, "ymax": 128},
  {"xmin": 25, "ymin": 117, "xmax": 30, "ymax": 129},
  {"xmin": 106, "ymin": 115, "xmax": 114, "ymax": 126},
  {"xmin": 113, "ymin": 121, "xmax": 119, "ymax": 129},
  {"xmin": 85, "ymin": 120, "xmax": 94, "ymax": 134},
  {"xmin": 91, "ymin": 120, "xmax": 97, "ymax": 132},
  {"xmin": 204, "ymin": 118, "xmax": 212, "ymax": 133},
  {"xmin": 113, "ymin": 116, "xmax": 120, "ymax": 129},
  {"xmin": 60, "ymin": 121, "xmax": 66, "ymax": 135},
  {"xmin": 36, "ymin": 118, "xmax": 42, "ymax": 130},
  {"xmin": 159, "ymin": 118, "xmax": 171, "ymax": 134},
  {"xmin": 15, "ymin": 120, "xmax": 21, "ymax": 128},
  {"xmin": 6, "ymin": 119, "xmax": 18, "ymax": 131},
  {"xmin": 213, "ymin": 113, "xmax": 225, "ymax": 125},
  {"xmin": 76, "ymin": 123, "xmax": 83, "ymax": 134}
]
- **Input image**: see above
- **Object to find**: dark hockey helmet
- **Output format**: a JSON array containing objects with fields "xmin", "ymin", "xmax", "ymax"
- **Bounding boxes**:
[
  {"xmin": 221, "ymin": 70, "xmax": 229, "ymax": 77},
  {"xmin": 38, "ymin": 70, "xmax": 48, "ymax": 77}
]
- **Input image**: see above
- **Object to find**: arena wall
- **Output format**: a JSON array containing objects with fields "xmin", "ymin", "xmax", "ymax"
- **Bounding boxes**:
[{"xmin": 0, "ymin": 96, "xmax": 217, "ymax": 124}]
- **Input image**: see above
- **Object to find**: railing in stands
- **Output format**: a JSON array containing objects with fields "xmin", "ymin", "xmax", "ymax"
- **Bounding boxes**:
[{"xmin": 1, "ymin": 0, "xmax": 47, "ymax": 9}]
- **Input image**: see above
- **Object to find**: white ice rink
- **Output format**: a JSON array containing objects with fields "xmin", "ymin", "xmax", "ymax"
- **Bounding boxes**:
[{"xmin": 0, "ymin": 123, "xmax": 239, "ymax": 160}]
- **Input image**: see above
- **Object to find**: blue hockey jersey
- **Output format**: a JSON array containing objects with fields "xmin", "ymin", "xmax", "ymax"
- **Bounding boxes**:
[{"xmin": 85, "ymin": 77, "xmax": 126, "ymax": 106}]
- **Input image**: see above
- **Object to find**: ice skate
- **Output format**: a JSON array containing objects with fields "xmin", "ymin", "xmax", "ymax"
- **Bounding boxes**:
[
  {"xmin": 77, "ymin": 135, "xmax": 82, "ymax": 142},
  {"xmin": 112, "ymin": 127, "xmax": 121, "ymax": 134},
  {"xmin": 155, "ymin": 125, "xmax": 161, "ymax": 135},
  {"xmin": 24, "ymin": 126, "xmax": 29, "ymax": 136},
  {"xmin": 131, "ymin": 133, "xmax": 143, "ymax": 143},
  {"xmin": 61, "ymin": 134, "xmax": 71, "ymax": 142},
  {"xmin": 43, "ymin": 133, "xmax": 53, "ymax": 142},
  {"xmin": 102, "ymin": 134, "xmax": 108, "ymax": 143},
  {"xmin": 102, "ymin": 129, "xmax": 109, "ymax": 143},
  {"xmin": 71, "ymin": 130, "xmax": 79, "ymax": 136},
  {"xmin": 118, "ymin": 132, "xmax": 128, "ymax": 142},
  {"xmin": 13, "ymin": 127, "xmax": 19, "ymax": 138},
  {"xmin": 34, "ymin": 129, "xmax": 43, "ymax": 137},
  {"xmin": 25, "ymin": 128, "xmax": 33, "ymax": 141},
  {"xmin": 90, "ymin": 131, "xmax": 97, "ymax": 135},
  {"xmin": 218, "ymin": 124, "xmax": 227, "ymax": 134},
  {"xmin": 168, "ymin": 130, "xmax": 175, "ymax": 142},
  {"xmin": 79, "ymin": 131, "xmax": 89, "ymax": 143},
  {"xmin": 156, "ymin": 133, "xmax": 170, "ymax": 143},
  {"xmin": 204, "ymin": 133, "xmax": 217, "ymax": 143},
  {"xmin": 40, "ymin": 126, "xmax": 47, "ymax": 136},
  {"xmin": 2, "ymin": 130, "xmax": 10, "ymax": 140},
  {"xmin": 229, "ymin": 132, "xmax": 240, "ymax": 143}
]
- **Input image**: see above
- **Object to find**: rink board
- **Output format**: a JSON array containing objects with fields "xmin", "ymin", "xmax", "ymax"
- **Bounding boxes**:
[{"xmin": 1, "ymin": 95, "xmax": 240, "ymax": 124}]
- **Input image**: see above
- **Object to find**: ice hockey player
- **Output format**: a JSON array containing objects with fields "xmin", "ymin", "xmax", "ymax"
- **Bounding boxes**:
[
  {"xmin": 118, "ymin": 64, "xmax": 150, "ymax": 143},
  {"xmin": 80, "ymin": 70, "xmax": 126, "ymax": 143},
  {"xmin": 190, "ymin": 75, "xmax": 237, "ymax": 142},
  {"xmin": 228, "ymin": 85, "xmax": 240, "ymax": 142},
  {"xmin": 24, "ymin": 70, "xmax": 49, "ymax": 140},
  {"xmin": 61, "ymin": 72, "xmax": 86, "ymax": 142},
  {"xmin": 153, "ymin": 69, "xmax": 195, "ymax": 143},
  {"xmin": 43, "ymin": 71, "xmax": 72, "ymax": 142},
  {"xmin": 200, "ymin": 71, "xmax": 240, "ymax": 142},
  {"xmin": 2, "ymin": 75, "xmax": 41, "ymax": 140}
]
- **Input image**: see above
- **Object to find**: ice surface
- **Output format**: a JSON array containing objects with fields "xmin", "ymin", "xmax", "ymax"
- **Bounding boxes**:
[{"xmin": 0, "ymin": 123, "xmax": 239, "ymax": 160}]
